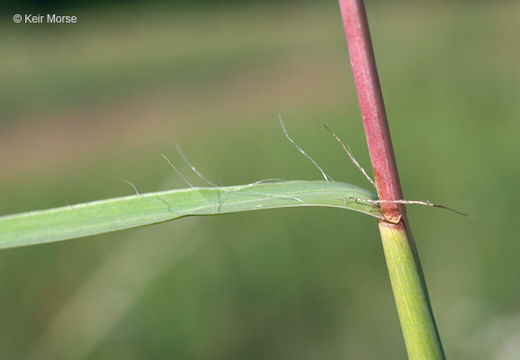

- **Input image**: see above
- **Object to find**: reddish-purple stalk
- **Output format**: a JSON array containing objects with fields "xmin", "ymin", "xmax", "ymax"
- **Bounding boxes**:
[
  {"xmin": 338, "ymin": 0, "xmax": 404, "ymax": 223},
  {"xmin": 338, "ymin": 0, "xmax": 445, "ymax": 358}
]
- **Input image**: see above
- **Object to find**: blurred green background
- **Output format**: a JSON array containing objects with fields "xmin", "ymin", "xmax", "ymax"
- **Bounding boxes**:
[{"xmin": 1, "ymin": 1, "xmax": 519, "ymax": 359}]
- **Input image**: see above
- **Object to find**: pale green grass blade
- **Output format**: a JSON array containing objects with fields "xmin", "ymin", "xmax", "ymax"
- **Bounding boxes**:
[{"xmin": 0, "ymin": 180, "xmax": 379, "ymax": 249}]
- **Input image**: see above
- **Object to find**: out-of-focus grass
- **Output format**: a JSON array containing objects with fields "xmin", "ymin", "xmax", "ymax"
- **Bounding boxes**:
[
  {"xmin": 0, "ymin": 3, "xmax": 340, "ymax": 123},
  {"xmin": 1, "ymin": 1, "xmax": 519, "ymax": 359}
]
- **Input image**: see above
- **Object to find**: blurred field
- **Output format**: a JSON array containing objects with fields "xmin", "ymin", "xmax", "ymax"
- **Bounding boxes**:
[{"xmin": 1, "ymin": 1, "xmax": 520, "ymax": 359}]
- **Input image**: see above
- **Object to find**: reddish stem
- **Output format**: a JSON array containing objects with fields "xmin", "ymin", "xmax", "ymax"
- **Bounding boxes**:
[
  {"xmin": 338, "ymin": 0, "xmax": 404, "ymax": 223},
  {"xmin": 337, "ymin": 4, "xmax": 446, "ymax": 357}
]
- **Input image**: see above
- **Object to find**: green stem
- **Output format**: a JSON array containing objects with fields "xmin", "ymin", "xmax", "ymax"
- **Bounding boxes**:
[{"xmin": 379, "ymin": 223, "xmax": 445, "ymax": 359}]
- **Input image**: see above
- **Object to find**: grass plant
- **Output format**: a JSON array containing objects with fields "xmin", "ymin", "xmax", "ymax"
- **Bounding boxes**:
[
  {"xmin": 339, "ymin": 0, "xmax": 445, "ymax": 358},
  {"xmin": 0, "ymin": 1, "xmax": 476, "ymax": 358}
]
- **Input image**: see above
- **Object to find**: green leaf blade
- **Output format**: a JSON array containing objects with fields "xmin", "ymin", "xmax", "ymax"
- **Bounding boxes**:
[{"xmin": 0, "ymin": 180, "xmax": 380, "ymax": 249}]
